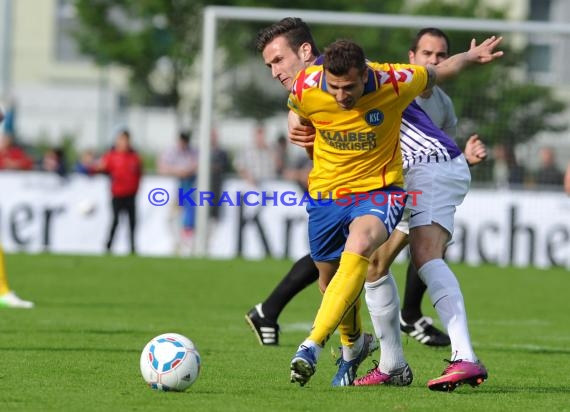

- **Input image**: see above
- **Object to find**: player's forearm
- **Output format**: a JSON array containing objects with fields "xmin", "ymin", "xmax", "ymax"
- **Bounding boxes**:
[
  {"xmin": 434, "ymin": 35, "xmax": 503, "ymax": 84},
  {"xmin": 288, "ymin": 110, "xmax": 316, "ymax": 148},
  {"xmin": 433, "ymin": 52, "xmax": 470, "ymax": 82}
]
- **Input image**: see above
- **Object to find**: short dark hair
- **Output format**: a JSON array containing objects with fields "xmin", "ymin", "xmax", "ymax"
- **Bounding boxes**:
[
  {"xmin": 118, "ymin": 129, "xmax": 130, "ymax": 139},
  {"xmin": 323, "ymin": 40, "xmax": 366, "ymax": 76},
  {"xmin": 179, "ymin": 131, "xmax": 191, "ymax": 143},
  {"xmin": 410, "ymin": 28, "xmax": 450, "ymax": 53},
  {"xmin": 255, "ymin": 17, "xmax": 320, "ymax": 56}
]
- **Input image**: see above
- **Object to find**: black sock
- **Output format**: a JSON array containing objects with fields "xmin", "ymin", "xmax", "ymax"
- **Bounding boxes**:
[
  {"xmin": 400, "ymin": 261, "xmax": 427, "ymax": 323},
  {"xmin": 261, "ymin": 254, "xmax": 319, "ymax": 322}
]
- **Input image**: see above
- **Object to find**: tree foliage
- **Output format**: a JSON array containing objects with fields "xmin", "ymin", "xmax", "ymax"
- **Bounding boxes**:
[
  {"xmin": 71, "ymin": 0, "xmax": 405, "ymax": 108},
  {"xmin": 73, "ymin": 0, "xmax": 206, "ymax": 106}
]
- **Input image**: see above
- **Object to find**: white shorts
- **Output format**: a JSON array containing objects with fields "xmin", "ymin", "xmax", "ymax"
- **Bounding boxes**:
[{"xmin": 401, "ymin": 154, "xmax": 471, "ymax": 236}]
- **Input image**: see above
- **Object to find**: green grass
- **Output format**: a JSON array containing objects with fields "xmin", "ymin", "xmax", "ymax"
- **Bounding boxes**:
[{"xmin": 1, "ymin": 254, "xmax": 569, "ymax": 411}]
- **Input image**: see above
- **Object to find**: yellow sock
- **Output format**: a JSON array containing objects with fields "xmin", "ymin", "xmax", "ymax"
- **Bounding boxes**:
[
  {"xmin": 0, "ymin": 245, "xmax": 11, "ymax": 295},
  {"xmin": 338, "ymin": 297, "xmax": 362, "ymax": 349},
  {"xmin": 308, "ymin": 252, "xmax": 368, "ymax": 347}
]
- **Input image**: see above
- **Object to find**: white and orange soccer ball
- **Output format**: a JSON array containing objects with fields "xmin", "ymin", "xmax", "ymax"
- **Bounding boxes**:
[{"xmin": 140, "ymin": 333, "xmax": 201, "ymax": 391}]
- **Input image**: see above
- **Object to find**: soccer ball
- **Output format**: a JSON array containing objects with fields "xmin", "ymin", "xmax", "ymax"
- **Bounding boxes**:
[
  {"xmin": 77, "ymin": 199, "xmax": 97, "ymax": 216},
  {"xmin": 140, "ymin": 333, "xmax": 201, "ymax": 391}
]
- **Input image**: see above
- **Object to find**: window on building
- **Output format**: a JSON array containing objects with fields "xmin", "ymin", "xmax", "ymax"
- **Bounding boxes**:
[
  {"xmin": 528, "ymin": 44, "xmax": 551, "ymax": 73},
  {"xmin": 529, "ymin": 0, "xmax": 551, "ymax": 21},
  {"xmin": 54, "ymin": 0, "xmax": 88, "ymax": 62}
]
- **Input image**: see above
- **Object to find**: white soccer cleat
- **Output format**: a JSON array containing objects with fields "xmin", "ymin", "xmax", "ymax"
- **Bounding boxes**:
[{"xmin": 0, "ymin": 291, "xmax": 35, "ymax": 309}]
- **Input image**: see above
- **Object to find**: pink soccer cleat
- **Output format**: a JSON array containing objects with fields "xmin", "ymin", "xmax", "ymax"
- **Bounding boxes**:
[
  {"xmin": 428, "ymin": 359, "xmax": 488, "ymax": 392},
  {"xmin": 354, "ymin": 361, "xmax": 413, "ymax": 386}
]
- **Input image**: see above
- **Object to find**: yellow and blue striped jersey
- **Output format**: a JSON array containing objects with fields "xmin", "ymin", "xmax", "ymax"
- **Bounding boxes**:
[{"xmin": 288, "ymin": 62, "xmax": 428, "ymax": 199}]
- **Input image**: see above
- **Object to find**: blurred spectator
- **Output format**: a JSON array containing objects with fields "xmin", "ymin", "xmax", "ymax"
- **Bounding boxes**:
[
  {"xmin": 233, "ymin": 124, "xmax": 277, "ymax": 186},
  {"xmin": 210, "ymin": 128, "xmax": 231, "ymax": 222},
  {"xmin": 74, "ymin": 149, "xmax": 97, "ymax": 175},
  {"xmin": 492, "ymin": 143, "xmax": 526, "ymax": 188},
  {"xmin": 0, "ymin": 133, "xmax": 34, "ymax": 170},
  {"xmin": 157, "ymin": 131, "xmax": 198, "ymax": 255},
  {"xmin": 96, "ymin": 129, "xmax": 142, "ymax": 255},
  {"xmin": 564, "ymin": 163, "xmax": 570, "ymax": 195},
  {"xmin": 283, "ymin": 153, "xmax": 312, "ymax": 193},
  {"xmin": 274, "ymin": 134, "xmax": 290, "ymax": 179},
  {"xmin": 2, "ymin": 99, "xmax": 16, "ymax": 136},
  {"xmin": 534, "ymin": 146, "xmax": 564, "ymax": 186},
  {"xmin": 42, "ymin": 147, "xmax": 67, "ymax": 178}
]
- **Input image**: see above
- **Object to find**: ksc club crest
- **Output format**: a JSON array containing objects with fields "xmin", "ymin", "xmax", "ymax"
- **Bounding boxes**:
[{"xmin": 365, "ymin": 109, "xmax": 384, "ymax": 126}]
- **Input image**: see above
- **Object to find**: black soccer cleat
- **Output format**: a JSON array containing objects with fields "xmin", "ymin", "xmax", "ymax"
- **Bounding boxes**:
[
  {"xmin": 400, "ymin": 314, "xmax": 451, "ymax": 347},
  {"xmin": 245, "ymin": 303, "xmax": 280, "ymax": 346}
]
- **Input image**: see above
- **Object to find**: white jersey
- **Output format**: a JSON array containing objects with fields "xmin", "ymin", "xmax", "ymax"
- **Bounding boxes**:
[
  {"xmin": 400, "ymin": 102, "xmax": 462, "ymax": 170},
  {"xmin": 414, "ymin": 86, "xmax": 458, "ymax": 138}
]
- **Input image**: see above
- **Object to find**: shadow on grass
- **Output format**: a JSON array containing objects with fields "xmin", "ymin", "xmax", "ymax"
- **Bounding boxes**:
[
  {"xmin": 0, "ymin": 346, "xmax": 138, "ymax": 353},
  {"xmin": 31, "ymin": 302, "xmax": 153, "ymax": 308},
  {"xmin": 0, "ymin": 328, "xmax": 154, "ymax": 335},
  {"xmin": 480, "ymin": 345, "xmax": 570, "ymax": 356},
  {"xmin": 472, "ymin": 386, "xmax": 570, "ymax": 394}
]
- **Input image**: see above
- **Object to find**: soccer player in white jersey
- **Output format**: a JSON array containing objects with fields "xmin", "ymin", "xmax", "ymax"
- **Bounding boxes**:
[
  {"xmin": 347, "ymin": 30, "xmax": 491, "ymax": 390},
  {"xmin": 396, "ymin": 28, "xmax": 487, "ymax": 347}
]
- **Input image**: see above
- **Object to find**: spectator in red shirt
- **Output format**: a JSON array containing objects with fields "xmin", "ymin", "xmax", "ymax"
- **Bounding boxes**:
[
  {"xmin": 0, "ymin": 133, "xmax": 34, "ymax": 170},
  {"xmin": 96, "ymin": 129, "xmax": 142, "ymax": 254}
]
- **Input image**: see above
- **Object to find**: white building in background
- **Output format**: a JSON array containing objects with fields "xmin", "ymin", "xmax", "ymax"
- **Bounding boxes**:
[
  {"xmin": 1, "ymin": 0, "xmax": 118, "ymax": 150},
  {"xmin": 526, "ymin": 1, "xmax": 570, "ymax": 170},
  {"xmin": 0, "ymin": 0, "xmax": 568, "ymax": 158},
  {"xmin": 0, "ymin": 0, "xmax": 182, "ymax": 152},
  {"xmin": 470, "ymin": 0, "xmax": 570, "ymax": 171}
]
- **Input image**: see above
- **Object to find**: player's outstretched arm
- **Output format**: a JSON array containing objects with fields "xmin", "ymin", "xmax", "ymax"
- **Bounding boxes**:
[{"xmin": 432, "ymin": 35, "xmax": 504, "ymax": 83}]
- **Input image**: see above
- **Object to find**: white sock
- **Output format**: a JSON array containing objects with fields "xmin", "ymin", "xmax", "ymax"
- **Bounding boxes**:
[
  {"xmin": 299, "ymin": 339, "xmax": 322, "ymax": 360},
  {"xmin": 342, "ymin": 334, "xmax": 364, "ymax": 361},
  {"xmin": 417, "ymin": 258, "xmax": 477, "ymax": 362},
  {"xmin": 364, "ymin": 273, "xmax": 406, "ymax": 372}
]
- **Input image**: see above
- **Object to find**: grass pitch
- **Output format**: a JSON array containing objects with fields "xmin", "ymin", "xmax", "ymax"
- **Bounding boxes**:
[{"xmin": 1, "ymin": 253, "xmax": 569, "ymax": 411}]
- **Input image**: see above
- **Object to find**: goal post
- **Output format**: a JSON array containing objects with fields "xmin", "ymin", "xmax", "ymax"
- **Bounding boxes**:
[{"xmin": 194, "ymin": 6, "xmax": 570, "ymax": 257}]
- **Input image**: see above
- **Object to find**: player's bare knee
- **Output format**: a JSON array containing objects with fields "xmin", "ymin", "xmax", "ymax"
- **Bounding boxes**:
[{"xmin": 345, "ymin": 237, "xmax": 377, "ymax": 257}]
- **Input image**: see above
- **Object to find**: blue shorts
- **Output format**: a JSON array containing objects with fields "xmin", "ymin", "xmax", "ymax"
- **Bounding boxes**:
[{"xmin": 308, "ymin": 187, "xmax": 406, "ymax": 262}]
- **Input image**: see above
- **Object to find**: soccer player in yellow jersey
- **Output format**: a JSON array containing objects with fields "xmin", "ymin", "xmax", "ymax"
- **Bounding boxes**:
[
  {"xmin": 288, "ymin": 38, "xmax": 502, "ymax": 387},
  {"xmin": 0, "ymin": 108, "xmax": 34, "ymax": 309},
  {"xmin": 287, "ymin": 40, "xmax": 422, "ymax": 387},
  {"xmin": 0, "ymin": 245, "xmax": 33, "ymax": 308}
]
